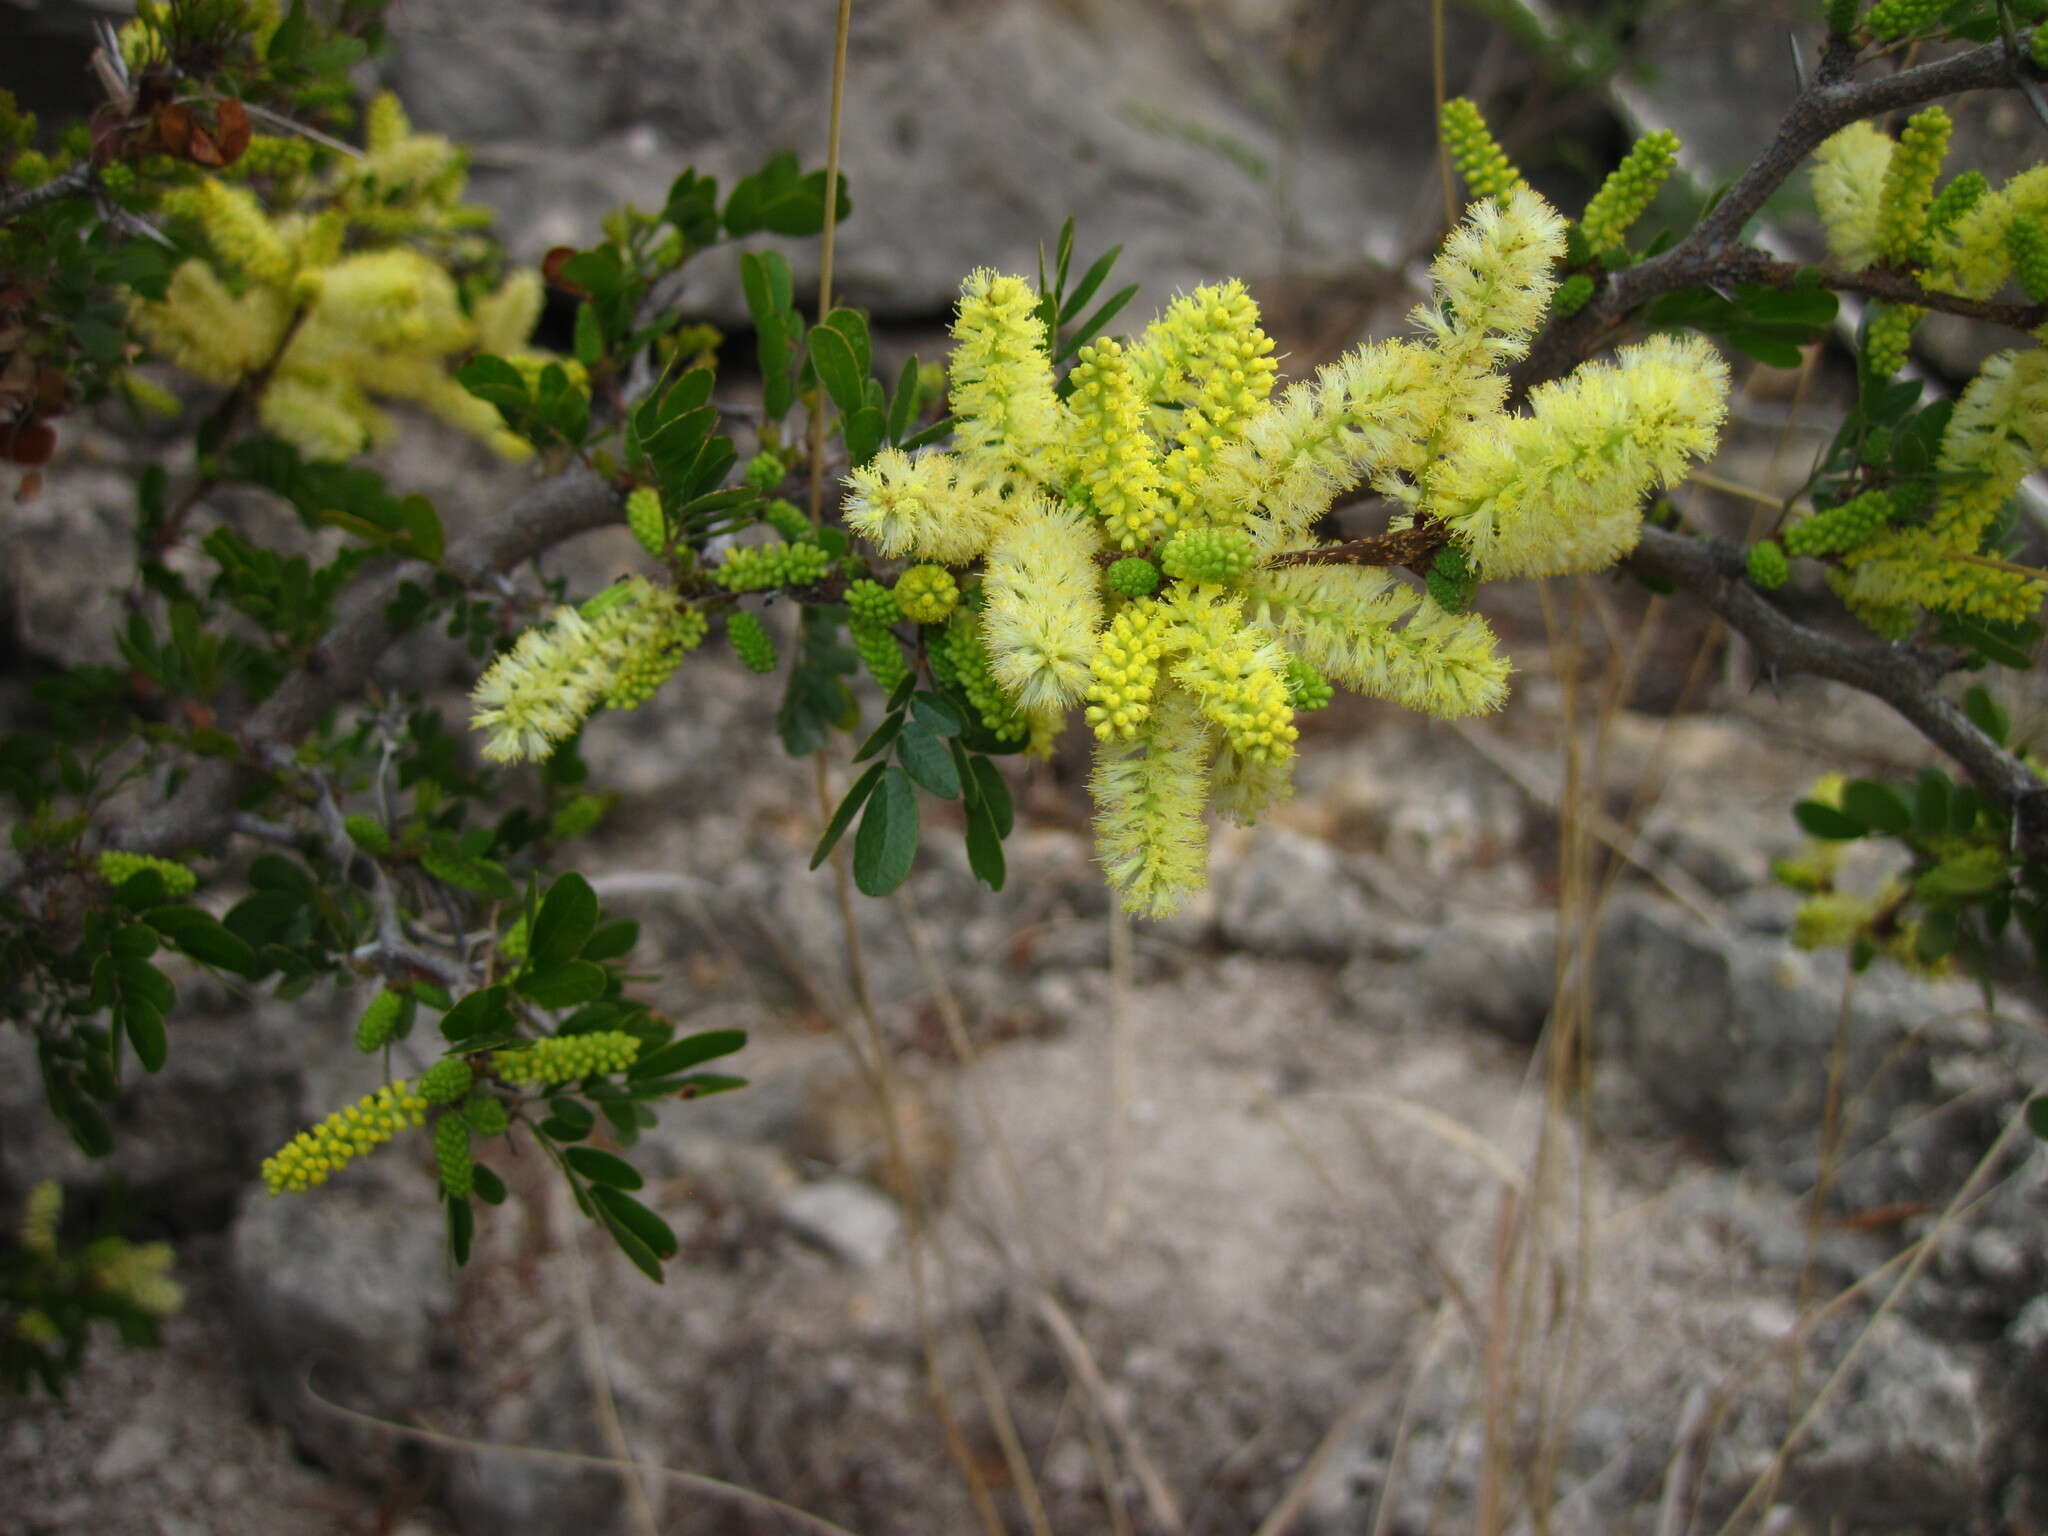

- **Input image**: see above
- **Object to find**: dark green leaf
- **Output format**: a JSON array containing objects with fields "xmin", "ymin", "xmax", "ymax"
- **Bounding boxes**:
[
  {"xmin": 566, "ymin": 1147, "xmax": 645, "ymax": 1190},
  {"xmin": 1058, "ymin": 244, "xmax": 1123, "ymax": 325},
  {"xmin": 590, "ymin": 1185, "xmax": 678, "ymax": 1261},
  {"xmin": 594, "ymin": 1202, "xmax": 664, "ymax": 1282},
  {"xmin": 447, "ymin": 1196, "xmax": 474, "ymax": 1266},
  {"xmin": 1842, "ymin": 779, "xmax": 1912, "ymax": 836},
  {"xmin": 581, "ymin": 919, "xmax": 640, "ymax": 964},
  {"xmin": 854, "ymin": 712, "xmax": 906, "ymax": 764},
  {"xmin": 897, "ymin": 719, "xmax": 961, "ymax": 798},
  {"xmin": 899, "ymin": 415, "xmax": 956, "ymax": 453},
  {"xmin": 842, "ymin": 406, "xmax": 886, "ymax": 468},
  {"xmin": 574, "ymin": 303, "xmax": 604, "ymax": 368},
  {"xmin": 441, "ymin": 986, "xmax": 510, "ymax": 1044},
  {"xmin": 421, "ymin": 852, "xmax": 519, "ymax": 902},
  {"xmin": 812, "ymin": 761, "xmax": 889, "ymax": 869},
  {"xmin": 529, "ymin": 872, "xmax": 600, "ymax": 967},
  {"xmin": 1794, "ymin": 800, "xmax": 1868, "ymax": 840},
  {"xmin": 808, "ymin": 322, "xmax": 866, "ymax": 418},
  {"xmin": 2027, "ymin": 1095, "xmax": 2048, "ymax": 1140},
  {"xmin": 967, "ymin": 755, "xmax": 1015, "ymax": 838},
  {"xmin": 123, "ymin": 1002, "xmax": 167, "ymax": 1073},
  {"xmin": 910, "ymin": 692, "xmax": 963, "ymax": 737},
  {"xmin": 144, "ymin": 908, "xmax": 258, "ymax": 977},
  {"xmin": 517, "ymin": 961, "xmax": 610, "ymax": 1009},
  {"xmin": 1915, "ymin": 768, "xmax": 1952, "ymax": 833},
  {"xmin": 399, "ymin": 496, "xmax": 444, "ymax": 564},
  {"xmin": 853, "ymin": 766, "xmax": 919, "ymax": 896},
  {"xmin": 1915, "ymin": 907, "xmax": 1959, "ymax": 964},
  {"xmin": 630, "ymin": 1028, "xmax": 747, "ymax": 1079},
  {"xmin": 821, "ymin": 307, "xmax": 872, "ymax": 382},
  {"xmin": 456, "ymin": 355, "xmax": 529, "ymax": 414},
  {"xmin": 1722, "ymin": 330, "xmax": 1806, "ymax": 369},
  {"xmin": 965, "ymin": 796, "xmax": 1006, "ymax": 891},
  {"xmin": 887, "ymin": 355, "xmax": 922, "ymax": 444},
  {"xmin": 471, "ymin": 1165, "xmax": 508, "ymax": 1205}
]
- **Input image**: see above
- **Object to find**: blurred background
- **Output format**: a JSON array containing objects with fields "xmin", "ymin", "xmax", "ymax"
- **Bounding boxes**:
[{"xmin": 4, "ymin": 3, "xmax": 2047, "ymax": 1533}]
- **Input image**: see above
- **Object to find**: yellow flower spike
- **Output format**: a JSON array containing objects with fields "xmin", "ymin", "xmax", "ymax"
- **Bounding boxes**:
[
  {"xmin": 1876, "ymin": 106, "xmax": 1951, "ymax": 264},
  {"xmin": 1440, "ymin": 98, "xmax": 1525, "ymax": 203},
  {"xmin": 1928, "ymin": 166, "xmax": 2048, "ymax": 300},
  {"xmin": 130, "ymin": 261, "xmax": 291, "ymax": 387},
  {"xmin": 949, "ymin": 269, "xmax": 1064, "ymax": 488},
  {"xmin": 1085, "ymin": 597, "xmax": 1179, "ymax": 742},
  {"xmin": 980, "ymin": 496, "xmax": 1104, "ymax": 712},
  {"xmin": 1410, "ymin": 186, "xmax": 1567, "ymax": 379},
  {"xmin": 256, "ymin": 374, "xmax": 377, "ymax": 462},
  {"xmin": 1812, "ymin": 122, "xmax": 1895, "ymax": 273},
  {"xmin": 1167, "ymin": 589, "xmax": 1298, "ymax": 765},
  {"xmin": 192, "ymin": 179, "xmax": 294, "ymax": 287},
  {"xmin": 492, "ymin": 1031, "xmax": 641, "ymax": 1085},
  {"xmin": 1064, "ymin": 336, "xmax": 1168, "ymax": 549},
  {"xmin": 1211, "ymin": 733, "xmax": 1297, "ymax": 827},
  {"xmin": 262, "ymin": 1080, "xmax": 430, "ymax": 1195},
  {"xmin": 1090, "ymin": 687, "xmax": 1212, "ymax": 918},
  {"xmin": 1127, "ymin": 280, "xmax": 1279, "ymax": 523},
  {"xmin": 474, "ymin": 268, "xmax": 547, "ymax": 358}
]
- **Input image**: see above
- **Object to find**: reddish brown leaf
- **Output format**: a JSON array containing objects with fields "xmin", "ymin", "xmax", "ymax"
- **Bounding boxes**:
[
  {"xmin": 185, "ymin": 122, "xmax": 224, "ymax": 168},
  {"xmin": 154, "ymin": 103, "xmax": 193, "ymax": 158},
  {"xmin": 541, "ymin": 246, "xmax": 589, "ymax": 297},
  {"xmin": 14, "ymin": 469, "xmax": 42, "ymax": 502},
  {"xmin": 212, "ymin": 100, "xmax": 251, "ymax": 165},
  {"xmin": 5, "ymin": 418, "xmax": 55, "ymax": 465},
  {"xmin": 33, "ymin": 367, "xmax": 70, "ymax": 415}
]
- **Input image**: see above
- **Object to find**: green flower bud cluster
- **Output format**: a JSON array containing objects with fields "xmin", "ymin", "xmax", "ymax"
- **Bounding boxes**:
[
  {"xmin": 1106, "ymin": 557, "xmax": 1162, "ymax": 598},
  {"xmin": 493, "ymin": 1030, "xmax": 640, "ymax": 1085},
  {"xmin": 434, "ymin": 1113, "xmax": 473, "ymax": 1198},
  {"xmin": 96, "ymin": 851, "xmax": 197, "ymax": 898},
  {"xmin": 418, "ymin": 1057, "xmax": 474, "ymax": 1104},
  {"xmin": 1876, "ymin": 106, "xmax": 1950, "ymax": 262},
  {"xmin": 355, "ymin": 990, "xmax": 405, "ymax": 1053},
  {"xmin": 760, "ymin": 498, "xmax": 813, "ymax": 542},
  {"xmin": 1551, "ymin": 273, "xmax": 1595, "ymax": 320},
  {"xmin": 1283, "ymin": 656, "xmax": 1334, "ymax": 712},
  {"xmin": 1439, "ymin": 98, "xmax": 1522, "ymax": 202},
  {"xmin": 894, "ymin": 563, "xmax": 959, "ymax": 623},
  {"xmin": 744, "ymin": 451, "xmax": 787, "ymax": 491},
  {"xmin": 1425, "ymin": 544, "xmax": 1477, "ymax": 615},
  {"xmin": 626, "ymin": 486, "xmax": 667, "ymax": 556},
  {"xmin": 1160, "ymin": 525, "xmax": 1256, "ymax": 584},
  {"xmin": 1863, "ymin": 303, "xmax": 1921, "ymax": 379},
  {"xmin": 1578, "ymin": 129, "xmax": 1680, "ymax": 254},
  {"xmin": 1926, "ymin": 171, "xmax": 1987, "ymax": 239},
  {"xmin": 20, "ymin": 1181, "xmax": 60, "ymax": 1258},
  {"xmin": 2009, "ymin": 217, "xmax": 2048, "ymax": 302},
  {"xmin": 711, "ymin": 539, "xmax": 833, "ymax": 592},
  {"xmin": 851, "ymin": 620, "xmax": 910, "ymax": 691},
  {"xmin": 1746, "ymin": 539, "xmax": 1790, "ymax": 589},
  {"xmin": 727, "ymin": 610, "xmax": 778, "ymax": 673},
  {"xmin": 1861, "ymin": 0, "xmax": 1946, "ymax": 37},
  {"xmin": 344, "ymin": 813, "xmax": 390, "ymax": 854},
  {"xmin": 1784, "ymin": 489, "xmax": 1895, "ymax": 557},
  {"xmin": 7, "ymin": 149, "xmax": 52, "ymax": 189},
  {"xmin": 463, "ymin": 1095, "xmax": 509, "ymax": 1137},
  {"xmin": 844, "ymin": 578, "xmax": 900, "ymax": 628},
  {"xmin": 603, "ymin": 605, "xmax": 708, "ymax": 710},
  {"xmin": 930, "ymin": 613, "xmax": 1029, "ymax": 741},
  {"xmin": 262, "ymin": 1080, "xmax": 429, "ymax": 1194}
]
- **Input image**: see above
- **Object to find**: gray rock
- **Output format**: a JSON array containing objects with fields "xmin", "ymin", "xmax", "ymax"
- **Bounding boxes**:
[
  {"xmin": 92, "ymin": 1422, "xmax": 172, "ymax": 1484},
  {"xmin": 1217, "ymin": 828, "xmax": 1373, "ymax": 960},
  {"xmin": 385, "ymin": 0, "xmax": 1499, "ymax": 316},
  {"xmin": 1785, "ymin": 1317, "xmax": 1988, "ymax": 1526},
  {"xmin": 442, "ymin": 1350, "xmax": 619, "ymax": 1536},
  {"xmin": 779, "ymin": 1176, "xmax": 904, "ymax": 1269},
  {"xmin": 228, "ymin": 1160, "xmax": 454, "ymax": 1482}
]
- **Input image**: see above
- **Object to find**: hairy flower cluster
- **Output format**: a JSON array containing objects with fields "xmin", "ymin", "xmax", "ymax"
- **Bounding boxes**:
[
  {"xmin": 894, "ymin": 564, "xmax": 960, "ymax": 623},
  {"xmin": 1578, "ymin": 129, "xmax": 1679, "ymax": 254},
  {"xmin": 470, "ymin": 578, "xmax": 703, "ymax": 762},
  {"xmin": 712, "ymin": 539, "xmax": 833, "ymax": 592},
  {"xmin": 262, "ymin": 1080, "xmax": 429, "ymax": 1194},
  {"xmin": 96, "ymin": 850, "xmax": 196, "ymax": 897},
  {"xmin": 492, "ymin": 1031, "xmax": 640, "ymax": 1085},
  {"xmin": 842, "ymin": 188, "xmax": 1726, "ymax": 915},
  {"xmin": 132, "ymin": 92, "xmax": 545, "ymax": 463}
]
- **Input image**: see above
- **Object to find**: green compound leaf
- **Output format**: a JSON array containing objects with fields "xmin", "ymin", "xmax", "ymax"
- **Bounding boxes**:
[
  {"xmin": 516, "ymin": 961, "xmax": 610, "ymax": 1010},
  {"xmin": 440, "ymin": 985, "xmax": 510, "ymax": 1044},
  {"xmin": 896, "ymin": 719, "xmax": 961, "ymax": 799},
  {"xmin": 143, "ymin": 907, "xmax": 258, "ymax": 977},
  {"xmin": 1794, "ymin": 800, "xmax": 1868, "ymax": 840},
  {"xmin": 629, "ymin": 1028, "xmax": 746, "ymax": 1080},
  {"xmin": 853, "ymin": 711, "xmax": 906, "ymax": 764},
  {"xmin": 2027, "ymin": 1095, "xmax": 2048, "ymax": 1140},
  {"xmin": 887, "ymin": 354, "xmax": 922, "ymax": 444},
  {"xmin": 581, "ymin": 918, "xmax": 640, "ymax": 964},
  {"xmin": 456, "ymin": 354, "xmax": 529, "ymax": 415},
  {"xmin": 1915, "ymin": 768, "xmax": 1952, "ymax": 833},
  {"xmin": 808, "ymin": 321, "xmax": 866, "ymax": 419},
  {"xmin": 529, "ymin": 872, "xmax": 600, "ymax": 967},
  {"xmin": 1841, "ymin": 779, "xmax": 1912, "ymax": 837},
  {"xmin": 1964, "ymin": 684, "xmax": 2011, "ymax": 744},
  {"xmin": 965, "ymin": 794, "xmax": 1007, "ymax": 893},
  {"xmin": 910, "ymin": 691, "xmax": 963, "ymax": 737},
  {"xmin": 842, "ymin": 406, "xmax": 887, "ymax": 469},
  {"xmin": 421, "ymin": 851, "xmax": 518, "ymax": 902},
  {"xmin": 566, "ymin": 1147, "xmax": 645, "ymax": 1191},
  {"xmin": 123, "ymin": 1002, "xmax": 167, "ymax": 1073},
  {"xmin": 812, "ymin": 760, "xmax": 889, "ymax": 870},
  {"xmin": 967, "ymin": 754, "xmax": 1015, "ymax": 839},
  {"xmin": 471, "ymin": 1165, "xmax": 508, "ymax": 1205},
  {"xmin": 853, "ymin": 765, "xmax": 919, "ymax": 896}
]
